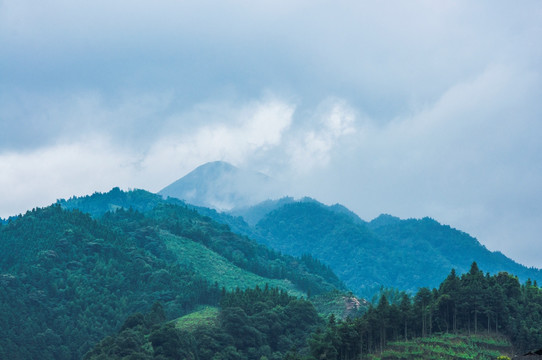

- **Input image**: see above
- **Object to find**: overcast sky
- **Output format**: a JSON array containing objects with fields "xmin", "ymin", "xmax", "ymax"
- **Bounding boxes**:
[{"xmin": 1, "ymin": 0, "xmax": 541, "ymax": 268}]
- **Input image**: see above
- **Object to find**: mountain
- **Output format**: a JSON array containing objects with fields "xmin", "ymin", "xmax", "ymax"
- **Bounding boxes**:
[
  {"xmin": 159, "ymin": 161, "xmax": 280, "ymax": 210},
  {"xmin": 4, "ymin": 188, "xmax": 542, "ymax": 359},
  {"xmin": 229, "ymin": 197, "xmax": 296, "ymax": 226},
  {"xmin": 209, "ymin": 199, "xmax": 542, "ymax": 298},
  {"xmin": 0, "ymin": 189, "xmax": 347, "ymax": 359},
  {"xmin": 157, "ymin": 161, "xmax": 542, "ymax": 297}
]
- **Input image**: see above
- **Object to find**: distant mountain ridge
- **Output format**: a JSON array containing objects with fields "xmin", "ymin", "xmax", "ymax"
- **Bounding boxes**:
[
  {"xmin": 157, "ymin": 161, "xmax": 542, "ymax": 297},
  {"xmin": 159, "ymin": 161, "xmax": 279, "ymax": 210},
  {"xmin": 199, "ymin": 198, "xmax": 542, "ymax": 297}
]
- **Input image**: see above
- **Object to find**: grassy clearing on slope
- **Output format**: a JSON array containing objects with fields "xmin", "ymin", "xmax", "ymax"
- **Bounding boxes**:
[
  {"xmin": 161, "ymin": 231, "xmax": 304, "ymax": 297},
  {"xmin": 173, "ymin": 306, "xmax": 219, "ymax": 332},
  {"xmin": 369, "ymin": 333, "xmax": 513, "ymax": 360}
]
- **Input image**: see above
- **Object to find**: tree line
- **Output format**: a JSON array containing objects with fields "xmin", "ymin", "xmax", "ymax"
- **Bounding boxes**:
[
  {"xmin": 306, "ymin": 262, "xmax": 542, "ymax": 359},
  {"xmin": 86, "ymin": 263, "xmax": 542, "ymax": 359},
  {"xmin": 84, "ymin": 285, "xmax": 322, "ymax": 360}
]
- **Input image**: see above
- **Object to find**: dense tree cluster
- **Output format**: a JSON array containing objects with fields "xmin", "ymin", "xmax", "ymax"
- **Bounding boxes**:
[
  {"xmin": 62, "ymin": 189, "xmax": 346, "ymax": 295},
  {"xmin": 308, "ymin": 263, "xmax": 542, "ymax": 359},
  {"xmin": 0, "ymin": 205, "xmax": 219, "ymax": 359},
  {"xmin": 85, "ymin": 263, "xmax": 542, "ymax": 360},
  {"xmin": 85, "ymin": 286, "xmax": 322, "ymax": 360}
]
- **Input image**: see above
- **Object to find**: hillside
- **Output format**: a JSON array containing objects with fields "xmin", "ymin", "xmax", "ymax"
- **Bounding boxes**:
[
  {"xmin": 369, "ymin": 333, "xmax": 513, "ymax": 360},
  {"xmin": 155, "ymin": 162, "xmax": 542, "ymax": 297},
  {"xmin": 217, "ymin": 199, "xmax": 542, "ymax": 297},
  {"xmin": 0, "ymin": 205, "xmax": 218, "ymax": 359},
  {"xmin": 84, "ymin": 287, "xmax": 323, "ymax": 360},
  {"xmin": 85, "ymin": 262, "xmax": 542, "ymax": 359},
  {"xmin": 0, "ymin": 189, "xmax": 346, "ymax": 359},
  {"xmin": 60, "ymin": 188, "xmax": 346, "ymax": 296}
]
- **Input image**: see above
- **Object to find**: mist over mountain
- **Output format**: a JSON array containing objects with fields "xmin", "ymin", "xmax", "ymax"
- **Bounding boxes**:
[
  {"xmin": 159, "ymin": 161, "xmax": 281, "ymax": 211},
  {"xmin": 3, "ymin": 0, "xmax": 542, "ymax": 357},
  {"xmin": 156, "ymin": 161, "xmax": 542, "ymax": 298}
]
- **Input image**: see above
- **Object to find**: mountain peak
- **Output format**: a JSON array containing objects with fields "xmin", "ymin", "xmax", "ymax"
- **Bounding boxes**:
[
  {"xmin": 193, "ymin": 160, "xmax": 238, "ymax": 173},
  {"xmin": 368, "ymin": 214, "xmax": 401, "ymax": 229},
  {"xmin": 159, "ymin": 161, "xmax": 278, "ymax": 210}
]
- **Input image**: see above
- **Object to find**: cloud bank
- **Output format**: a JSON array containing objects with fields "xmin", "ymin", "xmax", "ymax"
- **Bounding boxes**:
[{"xmin": 1, "ymin": 0, "xmax": 541, "ymax": 268}]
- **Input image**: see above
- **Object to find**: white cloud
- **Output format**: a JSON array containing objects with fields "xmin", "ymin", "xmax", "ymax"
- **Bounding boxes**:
[
  {"xmin": 0, "ymin": 138, "xmax": 137, "ymax": 217},
  {"xmin": 134, "ymin": 98, "xmax": 296, "ymax": 188},
  {"xmin": 292, "ymin": 63, "xmax": 542, "ymax": 267},
  {"xmin": 0, "ymin": 95, "xmax": 296, "ymax": 219},
  {"xmin": 286, "ymin": 100, "xmax": 358, "ymax": 173}
]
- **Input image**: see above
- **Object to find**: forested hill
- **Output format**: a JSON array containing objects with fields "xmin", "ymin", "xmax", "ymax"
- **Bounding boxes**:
[
  {"xmin": 221, "ymin": 199, "xmax": 542, "ymax": 297},
  {"xmin": 58, "ymin": 186, "xmax": 184, "ymax": 217},
  {"xmin": 308, "ymin": 262, "xmax": 542, "ymax": 357},
  {"xmin": 84, "ymin": 262, "xmax": 542, "ymax": 359},
  {"xmin": 58, "ymin": 188, "xmax": 345, "ymax": 295},
  {"xmin": 0, "ymin": 189, "xmax": 346, "ymax": 359}
]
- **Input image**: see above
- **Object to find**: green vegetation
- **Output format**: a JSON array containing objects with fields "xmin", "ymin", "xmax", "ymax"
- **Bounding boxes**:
[
  {"xmin": 0, "ymin": 189, "xmax": 345, "ymax": 359},
  {"xmin": 0, "ymin": 205, "xmax": 219, "ymax": 360},
  {"xmin": 87, "ymin": 262, "xmax": 540, "ymax": 360},
  {"xmin": 63, "ymin": 189, "xmax": 346, "ymax": 296},
  {"xmin": 57, "ymin": 187, "xmax": 183, "ymax": 218},
  {"xmin": 310, "ymin": 290, "xmax": 367, "ymax": 320},
  {"xmin": 162, "ymin": 231, "xmax": 303, "ymax": 295},
  {"xmin": 84, "ymin": 262, "xmax": 542, "ymax": 359},
  {"xmin": 370, "ymin": 333, "xmax": 512, "ymax": 360},
  {"xmin": 173, "ymin": 306, "xmax": 219, "ymax": 331},
  {"xmin": 225, "ymin": 199, "xmax": 542, "ymax": 297},
  {"xmin": 307, "ymin": 262, "xmax": 542, "ymax": 359},
  {"xmin": 4, "ymin": 188, "xmax": 542, "ymax": 359},
  {"xmin": 85, "ymin": 286, "xmax": 322, "ymax": 360}
]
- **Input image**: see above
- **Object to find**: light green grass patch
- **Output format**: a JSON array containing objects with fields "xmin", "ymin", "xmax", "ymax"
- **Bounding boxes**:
[
  {"xmin": 173, "ymin": 306, "xmax": 219, "ymax": 331},
  {"xmin": 161, "ymin": 231, "xmax": 303, "ymax": 297}
]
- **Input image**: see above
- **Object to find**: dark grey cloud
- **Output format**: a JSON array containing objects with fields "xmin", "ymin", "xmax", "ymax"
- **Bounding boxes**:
[{"xmin": 3, "ymin": 1, "xmax": 537, "ymax": 124}]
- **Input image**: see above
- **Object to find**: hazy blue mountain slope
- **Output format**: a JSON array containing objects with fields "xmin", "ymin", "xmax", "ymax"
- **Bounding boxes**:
[
  {"xmin": 58, "ymin": 187, "xmax": 185, "ymax": 217},
  {"xmin": 368, "ymin": 215, "xmax": 542, "ymax": 283},
  {"xmin": 234, "ymin": 200, "xmax": 542, "ymax": 298},
  {"xmin": 229, "ymin": 196, "xmax": 366, "ymax": 227},
  {"xmin": 253, "ymin": 202, "xmax": 450, "ymax": 296},
  {"xmin": 229, "ymin": 197, "xmax": 296, "ymax": 226}
]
